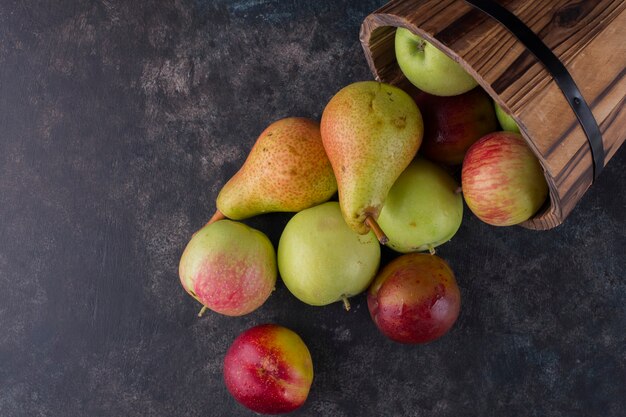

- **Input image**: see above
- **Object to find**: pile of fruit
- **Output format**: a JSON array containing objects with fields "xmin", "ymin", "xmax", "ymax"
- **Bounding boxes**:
[{"xmin": 178, "ymin": 28, "xmax": 549, "ymax": 414}]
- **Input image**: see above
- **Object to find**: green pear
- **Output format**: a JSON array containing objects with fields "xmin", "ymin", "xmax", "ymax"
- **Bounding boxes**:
[
  {"xmin": 214, "ymin": 117, "xmax": 337, "ymax": 222},
  {"xmin": 320, "ymin": 81, "xmax": 423, "ymax": 241},
  {"xmin": 395, "ymin": 27, "xmax": 478, "ymax": 97},
  {"xmin": 277, "ymin": 202, "xmax": 380, "ymax": 309},
  {"xmin": 494, "ymin": 101, "xmax": 521, "ymax": 133},
  {"xmin": 377, "ymin": 158, "xmax": 463, "ymax": 253}
]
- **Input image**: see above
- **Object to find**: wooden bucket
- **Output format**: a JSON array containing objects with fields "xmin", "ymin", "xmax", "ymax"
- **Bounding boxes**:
[{"xmin": 360, "ymin": 0, "xmax": 626, "ymax": 230}]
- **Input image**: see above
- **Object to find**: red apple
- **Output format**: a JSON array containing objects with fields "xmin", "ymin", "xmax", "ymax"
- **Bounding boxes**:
[
  {"xmin": 367, "ymin": 253, "xmax": 461, "ymax": 344},
  {"xmin": 461, "ymin": 131, "xmax": 548, "ymax": 226},
  {"xmin": 223, "ymin": 324, "xmax": 314, "ymax": 414},
  {"xmin": 413, "ymin": 87, "xmax": 498, "ymax": 165}
]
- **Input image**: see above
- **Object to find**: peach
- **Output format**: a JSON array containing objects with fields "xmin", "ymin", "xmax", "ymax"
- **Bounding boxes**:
[
  {"xmin": 224, "ymin": 324, "xmax": 314, "ymax": 414},
  {"xmin": 367, "ymin": 253, "xmax": 461, "ymax": 344}
]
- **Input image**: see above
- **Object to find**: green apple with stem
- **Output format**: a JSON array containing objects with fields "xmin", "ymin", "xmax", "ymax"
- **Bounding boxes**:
[
  {"xmin": 377, "ymin": 158, "xmax": 463, "ymax": 253},
  {"xmin": 179, "ymin": 220, "xmax": 276, "ymax": 317},
  {"xmin": 277, "ymin": 202, "xmax": 380, "ymax": 310},
  {"xmin": 395, "ymin": 27, "xmax": 478, "ymax": 96}
]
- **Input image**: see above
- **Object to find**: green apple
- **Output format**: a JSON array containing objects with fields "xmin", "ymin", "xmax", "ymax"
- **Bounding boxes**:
[
  {"xmin": 179, "ymin": 220, "xmax": 276, "ymax": 316},
  {"xmin": 377, "ymin": 158, "xmax": 463, "ymax": 253},
  {"xmin": 395, "ymin": 27, "xmax": 478, "ymax": 96},
  {"xmin": 277, "ymin": 202, "xmax": 380, "ymax": 309},
  {"xmin": 494, "ymin": 101, "xmax": 520, "ymax": 133}
]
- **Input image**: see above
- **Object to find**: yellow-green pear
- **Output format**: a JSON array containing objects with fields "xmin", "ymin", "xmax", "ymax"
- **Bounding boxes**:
[
  {"xmin": 377, "ymin": 158, "xmax": 463, "ymax": 253},
  {"xmin": 320, "ymin": 81, "xmax": 423, "ymax": 242},
  {"xmin": 213, "ymin": 117, "xmax": 337, "ymax": 222}
]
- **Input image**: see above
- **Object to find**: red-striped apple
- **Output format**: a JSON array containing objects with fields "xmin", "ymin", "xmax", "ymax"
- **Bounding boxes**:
[
  {"xmin": 224, "ymin": 324, "xmax": 314, "ymax": 414},
  {"xmin": 461, "ymin": 132, "xmax": 548, "ymax": 226},
  {"xmin": 414, "ymin": 87, "xmax": 498, "ymax": 165},
  {"xmin": 367, "ymin": 253, "xmax": 461, "ymax": 344}
]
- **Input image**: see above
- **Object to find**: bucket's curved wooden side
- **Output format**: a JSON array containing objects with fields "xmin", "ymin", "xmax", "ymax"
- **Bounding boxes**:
[{"xmin": 360, "ymin": 0, "xmax": 626, "ymax": 230}]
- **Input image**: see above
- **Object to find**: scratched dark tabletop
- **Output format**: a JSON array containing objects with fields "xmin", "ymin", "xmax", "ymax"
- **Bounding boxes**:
[{"xmin": 1, "ymin": 1, "xmax": 625, "ymax": 416}]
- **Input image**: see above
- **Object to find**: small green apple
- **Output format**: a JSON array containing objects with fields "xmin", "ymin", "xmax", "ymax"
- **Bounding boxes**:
[
  {"xmin": 377, "ymin": 158, "xmax": 463, "ymax": 253},
  {"xmin": 494, "ymin": 101, "xmax": 520, "ymax": 133},
  {"xmin": 277, "ymin": 202, "xmax": 380, "ymax": 308},
  {"xmin": 395, "ymin": 27, "xmax": 477, "ymax": 97}
]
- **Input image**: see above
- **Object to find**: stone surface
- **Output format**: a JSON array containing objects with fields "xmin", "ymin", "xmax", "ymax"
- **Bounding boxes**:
[{"xmin": 0, "ymin": 1, "xmax": 624, "ymax": 416}]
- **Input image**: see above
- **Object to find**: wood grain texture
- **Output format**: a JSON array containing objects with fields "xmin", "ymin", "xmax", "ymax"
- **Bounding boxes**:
[{"xmin": 360, "ymin": 0, "xmax": 626, "ymax": 230}]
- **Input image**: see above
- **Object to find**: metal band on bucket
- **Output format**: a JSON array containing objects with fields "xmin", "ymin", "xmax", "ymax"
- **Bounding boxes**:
[{"xmin": 464, "ymin": 0, "xmax": 605, "ymax": 181}]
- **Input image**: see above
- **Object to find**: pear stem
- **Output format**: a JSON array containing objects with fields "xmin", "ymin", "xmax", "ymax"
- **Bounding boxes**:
[
  {"xmin": 428, "ymin": 244, "xmax": 436, "ymax": 255},
  {"xmin": 455, "ymin": 186, "xmax": 463, "ymax": 195},
  {"xmin": 197, "ymin": 306, "xmax": 208, "ymax": 318},
  {"xmin": 342, "ymin": 296, "xmax": 351, "ymax": 311},
  {"xmin": 208, "ymin": 209, "xmax": 226, "ymax": 225},
  {"xmin": 193, "ymin": 210, "xmax": 226, "ymax": 237},
  {"xmin": 365, "ymin": 216, "xmax": 389, "ymax": 245}
]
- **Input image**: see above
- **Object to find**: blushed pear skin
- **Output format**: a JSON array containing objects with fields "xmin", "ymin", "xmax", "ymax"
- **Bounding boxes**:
[
  {"xmin": 320, "ymin": 81, "xmax": 423, "ymax": 235},
  {"xmin": 216, "ymin": 117, "xmax": 337, "ymax": 220}
]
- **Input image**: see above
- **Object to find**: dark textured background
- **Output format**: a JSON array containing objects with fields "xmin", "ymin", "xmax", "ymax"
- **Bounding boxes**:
[{"xmin": 1, "ymin": 1, "xmax": 625, "ymax": 416}]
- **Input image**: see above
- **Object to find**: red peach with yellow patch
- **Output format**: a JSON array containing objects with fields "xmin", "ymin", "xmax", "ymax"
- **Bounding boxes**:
[
  {"xmin": 224, "ymin": 324, "xmax": 314, "ymax": 414},
  {"xmin": 368, "ymin": 253, "xmax": 461, "ymax": 344}
]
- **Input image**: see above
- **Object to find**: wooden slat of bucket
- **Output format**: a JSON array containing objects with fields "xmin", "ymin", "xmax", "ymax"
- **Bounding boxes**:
[
  {"xmin": 520, "ymin": 9, "xmax": 626, "ymax": 227},
  {"xmin": 495, "ymin": 0, "xmax": 624, "ymax": 112},
  {"xmin": 360, "ymin": 0, "xmax": 626, "ymax": 230},
  {"xmin": 604, "ymin": 95, "xmax": 626, "ymax": 160}
]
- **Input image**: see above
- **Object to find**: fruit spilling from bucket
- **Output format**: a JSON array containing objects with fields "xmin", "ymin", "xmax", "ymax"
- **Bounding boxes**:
[{"xmin": 177, "ymin": 27, "xmax": 548, "ymax": 414}]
